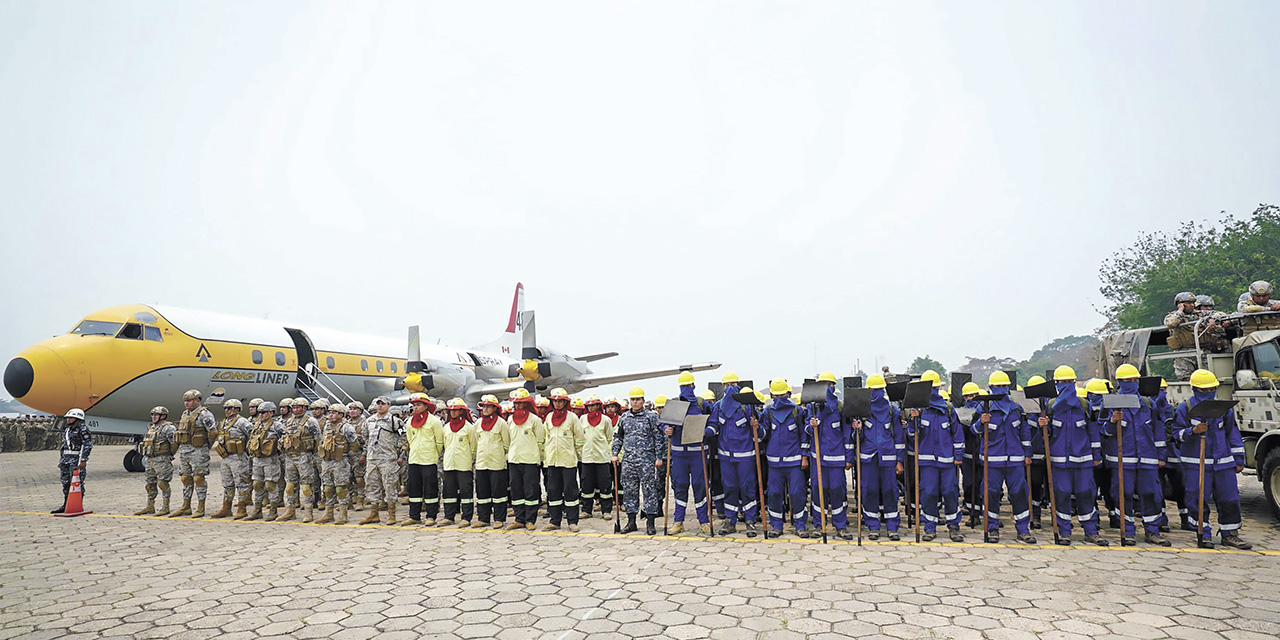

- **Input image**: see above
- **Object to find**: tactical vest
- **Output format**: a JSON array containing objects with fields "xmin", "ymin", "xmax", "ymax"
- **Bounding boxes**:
[
  {"xmin": 247, "ymin": 422, "xmax": 277, "ymax": 457},
  {"xmin": 280, "ymin": 419, "xmax": 316, "ymax": 454},
  {"xmin": 175, "ymin": 409, "xmax": 209, "ymax": 447},
  {"xmin": 318, "ymin": 427, "xmax": 349, "ymax": 461},
  {"xmin": 142, "ymin": 424, "xmax": 174, "ymax": 457},
  {"xmin": 216, "ymin": 418, "xmax": 246, "ymax": 456}
]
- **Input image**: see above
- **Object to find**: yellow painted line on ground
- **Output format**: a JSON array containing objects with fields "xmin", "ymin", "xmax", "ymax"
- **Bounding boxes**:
[{"xmin": 2, "ymin": 509, "xmax": 1274, "ymax": 555}]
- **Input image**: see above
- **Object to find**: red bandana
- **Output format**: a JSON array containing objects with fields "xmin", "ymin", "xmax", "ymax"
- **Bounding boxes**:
[
  {"xmin": 448, "ymin": 416, "xmax": 466, "ymax": 432},
  {"xmin": 587, "ymin": 411, "xmax": 603, "ymax": 427},
  {"xmin": 410, "ymin": 413, "xmax": 428, "ymax": 429},
  {"xmin": 481, "ymin": 415, "xmax": 498, "ymax": 431},
  {"xmin": 550, "ymin": 409, "xmax": 568, "ymax": 427}
]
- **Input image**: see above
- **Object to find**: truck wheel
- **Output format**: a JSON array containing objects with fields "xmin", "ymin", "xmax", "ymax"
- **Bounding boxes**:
[
  {"xmin": 1262, "ymin": 448, "xmax": 1280, "ymax": 522},
  {"xmin": 124, "ymin": 449, "xmax": 145, "ymax": 473}
]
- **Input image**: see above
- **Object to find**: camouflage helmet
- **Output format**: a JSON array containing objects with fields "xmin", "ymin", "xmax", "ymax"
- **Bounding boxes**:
[
  {"xmin": 248, "ymin": 398, "xmax": 264, "ymax": 409},
  {"xmin": 224, "ymin": 399, "xmax": 243, "ymax": 410},
  {"xmin": 346, "ymin": 400, "xmax": 364, "ymax": 411},
  {"xmin": 293, "ymin": 397, "xmax": 309, "ymax": 407},
  {"xmin": 327, "ymin": 402, "xmax": 346, "ymax": 414},
  {"xmin": 279, "ymin": 398, "xmax": 294, "ymax": 408},
  {"xmin": 182, "ymin": 389, "xmax": 202, "ymax": 401},
  {"xmin": 1249, "ymin": 280, "xmax": 1274, "ymax": 296},
  {"xmin": 1195, "ymin": 294, "xmax": 1215, "ymax": 307},
  {"xmin": 150, "ymin": 406, "xmax": 169, "ymax": 416},
  {"xmin": 309, "ymin": 399, "xmax": 330, "ymax": 410},
  {"xmin": 258, "ymin": 401, "xmax": 277, "ymax": 413},
  {"xmin": 1174, "ymin": 291, "xmax": 1196, "ymax": 304}
]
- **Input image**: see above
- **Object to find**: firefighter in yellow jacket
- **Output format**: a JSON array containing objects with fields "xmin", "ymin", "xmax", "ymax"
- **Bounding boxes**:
[
  {"xmin": 441, "ymin": 398, "xmax": 478, "ymax": 527},
  {"xmin": 474, "ymin": 394, "xmax": 511, "ymax": 528},
  {"xmin": 402, "ymin": 393, "xmax": 446, "ymax": 526},
  {"xmin": 543, "ymin": 388, "xmax": 586, "ymax": 532},
  {"xmin": 578, "ymin": 395, "xmax": 616, "ymax": 520},
  {"xmin": 506, "ymin": 389, "xmax": 546, "ymax": 531}
]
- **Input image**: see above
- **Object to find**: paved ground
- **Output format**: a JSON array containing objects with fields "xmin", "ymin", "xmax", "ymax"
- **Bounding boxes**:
[{"xmin": 2, "ymin": 446, "xmax": 1279, "ymax": 640}]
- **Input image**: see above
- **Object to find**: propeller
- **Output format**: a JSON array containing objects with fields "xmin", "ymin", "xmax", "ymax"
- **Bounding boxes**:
[
  {"xmin": 506, "ymin": 311, "xmax": 550, "ymax": 391},
  {"xmin": 402, "ymin": 325, "xmax": 434, "ymax": 392}
]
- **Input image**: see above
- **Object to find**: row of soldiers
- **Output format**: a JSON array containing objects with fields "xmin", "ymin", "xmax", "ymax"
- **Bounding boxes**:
[{"xmin": 131, "ymin": 364, "xmax": 1252, "ymax": 549}]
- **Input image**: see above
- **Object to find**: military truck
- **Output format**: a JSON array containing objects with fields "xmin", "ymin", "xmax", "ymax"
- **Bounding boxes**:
[{"xmin": 1102, "ymin": 311, "xmax": 1280, "ymax": 521}]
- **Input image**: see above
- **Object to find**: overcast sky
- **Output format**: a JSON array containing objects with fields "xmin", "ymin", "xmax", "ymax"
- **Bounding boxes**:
[{"xmin": 2, "ymin": 1, "xmax": 1277, "ymax": 398}]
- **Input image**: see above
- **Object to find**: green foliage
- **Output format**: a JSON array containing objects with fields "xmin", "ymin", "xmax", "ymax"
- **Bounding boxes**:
[
  {"xmin": 906, "ymin": 355, "xmax": 947, "ymax": 378},
  {"xmin": 1016, "ymin": 335, "xmax": 1100, "ymax": 383},
  {"xmin": 1100, "ymin": 204, "xmax": 1280, "ymax": 330}
]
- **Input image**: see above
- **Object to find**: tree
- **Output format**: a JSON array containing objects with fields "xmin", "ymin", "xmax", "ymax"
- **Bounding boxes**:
[
  {"xmin": 1099, "ymin": 204, "xmax": 1280, "ymax": 330},
  {"xmin": 955, "ymin": 356, "xmax": 1018, "ymax": 385},
  {"xmin": 906, "ymin": 355, "xmax": 947, "ymax": 378}
]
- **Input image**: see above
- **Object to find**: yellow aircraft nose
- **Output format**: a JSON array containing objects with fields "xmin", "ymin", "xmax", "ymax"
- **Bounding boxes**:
[{"xmin": 5, "ymin": 346, "xmax": 77, "ymax": 415}]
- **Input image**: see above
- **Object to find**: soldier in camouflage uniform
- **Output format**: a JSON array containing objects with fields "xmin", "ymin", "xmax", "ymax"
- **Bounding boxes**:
[
  {"xmin": 278, "ymin": 397, "xmax": 322, "ymax": 522},
  {"xmin": 274, "ymin": 399, "xmax": 289, "ymax": 507},
  {"xmin": 134, "ymin": 406, "xmax": 176, "ymax": 516},
  {"xmin": 210, "ymin": 399, "xmax": 253, "ymax": 519},
  {"xmin": 53, "ymin": 408, "xmax": 93, "ymax": 514},
  {"xmin": 612, "ymin": 387, "xmax": 665, "ymax": 535},
  {"xmin": 246, "ymin": 402, "xmax": 285, "ymax": 521},
  {"xmin": 172, "ymin": 390, "xmax": 215, "ymax": 518},
  {"xmin": 1238, "ymin": 280, "xmax": 1280, "ymax": 313},
  {"xmin": 308, "ymin": 398, "xmax": 329, "ymax": 509},
  {"xmin": 247, "ymin": 398, "xmax": 262, "ymax": 420},
  {"xmin": 1164, "ymin": 292, "xmax": 1204, "ymax": 381},
  {"xmin": 359, "ymin": 397, "xmax": 406, "ymax": 525},
  {"xmin": 316, "ymin": 403, "xmax": 358, "ymax": 524},
  {"xmin": 346, "ymin": 400, "xmax": 368, "ymax": 509}
]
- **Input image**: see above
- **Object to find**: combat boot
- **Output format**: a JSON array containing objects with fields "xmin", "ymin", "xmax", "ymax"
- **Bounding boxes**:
[
  {"xmin": 385, "ymin": 504, "xmax": 398, "ymax": 526},
  {"xmin": 503, "ymin": 522, "xmax": 522, "ymax": 531},
  {"xmin": 210, "ymin": 497, "xmax": 233, "ymax": 519},
  {"xmin": 233, "ymin": 500, "xmax": 248, "ymax": 520},
  {"xmin": 668, "ymin": 521, "xmax": 683, "ymax": 536},
  {"xmin": 315, "ymin": 505, "xmax": 334, "ymax": 524},
  {"xmin": 134, "ymin": 499, "xmax": 155, "ymax": 516},
  {"xmin": 264, "ymin": 505, "xmax": 278, "ymax": 522},
  {"xmin": 190, "ymin": 499, "xmax": 205, "ymax": 518},
  {"xmin": 336, "ymin": 505, "xmax": 348, "ymax": 525},
  {"xmin": 622, "ymin": 513, "xmax": 638, "ymax": 534},
  {"xmin": 358, "ymin": 504, "xmax": 381, "ymax": 525},
  {"xmin": 645, "ymin": 515, "xmax": 657, "ymax": 536},
  {"xmin": 156, "ymin": 495, "xmax": 171, "ymax": 516},
  {"xmin": 1144, "ymin": 532, "xmax": 1171, "ymax": 547},
  {"xmin": 302, "ymin": 504, "xmax": 314, "ymax": 523},
  {"xmin": 1221, "ymin": 533, "xmax": 1252, "ymax": 550},
  {"xmin": 245, "ymin": 502, "xmax": 263, "ymax": 521},
  {"xmin": 169, "ymin": 499, "xmax": 192, "ymax": 517},
  {"xmin": 1180, "ymin": 514, "xmax": 1195, "ymax": 532},
  {"xmin": 277, "ymin": 506, "xmax": 297, "ymax": 522}
]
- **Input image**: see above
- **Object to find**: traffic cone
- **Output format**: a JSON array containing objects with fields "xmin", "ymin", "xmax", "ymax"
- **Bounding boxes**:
[{"xmin": 54, "ymin": 470, "xmax": 93, "ymax": 517}]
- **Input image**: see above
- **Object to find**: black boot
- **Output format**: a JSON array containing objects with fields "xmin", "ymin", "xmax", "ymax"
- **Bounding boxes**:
[
  {"xmin": 51, "ymin": 494, "xmax": 67, "ymax": 514},
  {"xmin": 645, "ymin": 514, "xmax": 656, "ymax": 536},
  {"xmin": 622, "ymin": 513, "xmax": 638, "ymax": 534}
]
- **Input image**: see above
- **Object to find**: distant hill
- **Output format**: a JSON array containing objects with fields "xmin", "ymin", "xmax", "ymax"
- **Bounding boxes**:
[{"xmin": 954, "ymin": 335, "xmax": 1102, "ymax": 386}]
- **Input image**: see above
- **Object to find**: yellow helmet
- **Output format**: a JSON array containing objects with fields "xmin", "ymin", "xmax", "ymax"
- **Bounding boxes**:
[
  {"xmin": 1053, "ymin": 365, "xmax": 1077, "ymax": 382},
  {"xmin": 739, "ymin": 386, "xmax": 754, "ymax": 396},
  {"xmin": 1027, "ymin": 375, "xmax": 1046, "ymax": 386},
  {"xmin": 818, "ymin": 371, "xmax": 837, "ymax": 384},
  {"xmin": 627, "ymin": 386, "xmax": 645, "ymax": 399},
  {"xmin": 988, "ymin": 371, "xmax": 1011, "ymax": 387},
  {"xmin": 754, "ymin": 390, "xmax": 766, "ymax": 403},
  {"xmin": 584, "ymin": 395, "xmax": 603, "ymax": 407},
  {"xmin": 1076, "ymin": 387, "xmax": 1088, "ymax": 399},
  {"xmin": 511, "ymin": 388, "xmax": 531, "ymax": 401},
  {"xmin": 536, "ymin": 397, "xmax": 550, "ymax": 408},
  {"xmin": 1085, "ymin": 378, "xmax": 1109, "ymax": 395},
  {"xmin": 721, "ymin": 372, "xmax": 740, "ymax": 384},
  {"xmin": 769, "ymin": 379, "xmax": 790, "ymax": 396},
  {"xmin": 866, "ymin": 374, "xmax": 887, "ymax": 390},
  {"xmin": 409, "ymin": 392, "xmax": 433, "ymax": 405},
  {"xmin": 1115, "ymin": 364, "xmax": 1141, "ymax": 380},
  {"xmin": 479, "ymin": 394, "xmax": 500, "ymax": 407},
  {"xmin": 699, "ymin": 389, "xmax": 715, "ymax": 401},
  {"xmin": 1189, "ymin": 369, "xmax": 1219, "ymax": 389},
  {"xmin": 962, "ymin": 382, "xmax": 981, "ymax": 396},
  {"xmin": 549, "ymin": 388, "xmax": 570, "ymax": 400},
  {"xmin": 571, "ymin": 397, "xmax": 585, "ymax": 409},
  {"xmin": 446, "ymin": 398, "xmax": 467, "ymax": 410},
  {"xmin": 655, "ymin": 395, "xmax": 668, "ymax": 408},
  {"xmin": 677, "ymin": 371, "xmax": 696, "ymax": 386},
  {"xmin": 920, "ymin": 370, "xmax": 942, "ymax": 388},
  {"xmin": 1160, "ymin": 378, "xmax": 1168, "ymax": 389}
]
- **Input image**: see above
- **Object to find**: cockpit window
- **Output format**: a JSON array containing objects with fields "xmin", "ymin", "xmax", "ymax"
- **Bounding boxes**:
[
  {"xmin": 133, "ymin": 311, "xmax": 158, "ymax": 323},
  {"xmin": 144, "ymin": 326, "xmax": 163, "ymax": 342},
  {"xmin": 71, "ymin": 321, "xmax": 123, "ymax": 336},
  {"xmin": 117, "ymin": 323, "xmax": 144, "ymax": 340}
]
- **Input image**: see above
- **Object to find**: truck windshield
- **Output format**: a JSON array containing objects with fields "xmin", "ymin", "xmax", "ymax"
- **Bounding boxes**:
[
  {"xmin": 1255, "ymin": 342, "xmax": 1280, "ymax": 381},
  {"xmin": 71, "ymin": 320, "xmax": 123, "ymax": 336}
]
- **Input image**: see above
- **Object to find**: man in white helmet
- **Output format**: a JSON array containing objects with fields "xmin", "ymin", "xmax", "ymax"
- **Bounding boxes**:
[
  {"xmin": 52, "ymin": 408, "xmax": 93, "ymax": 514},
  {"xmin": 134, "ymin": 406, "xmax": 177, "ymax": 516}
]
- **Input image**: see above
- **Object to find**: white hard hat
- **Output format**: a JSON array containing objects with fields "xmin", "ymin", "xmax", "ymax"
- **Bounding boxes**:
[{"xmin": 65, "ymin": 408, "xmax": 85, "ymax": 421}]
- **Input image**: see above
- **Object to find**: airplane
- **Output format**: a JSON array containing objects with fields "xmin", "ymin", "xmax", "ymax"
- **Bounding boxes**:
[{"xmin": 3, "ymin": 283, "xmax": 720, "ymax": 472}]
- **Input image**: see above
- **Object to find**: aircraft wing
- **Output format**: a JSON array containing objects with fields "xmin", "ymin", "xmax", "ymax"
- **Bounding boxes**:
[
  {"xmin": 574, "ymin": 352, "xmax": 619, "ymax": 363},
  {"xmin": 466, "ymin": 381, "xmax": 531, "ymax": 398},
  {"xmin": 572, "ymin": 361, "xmax": 722, "ymax": 388}
]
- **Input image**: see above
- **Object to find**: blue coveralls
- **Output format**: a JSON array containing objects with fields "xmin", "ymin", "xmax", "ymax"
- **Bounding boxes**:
[
  {"xmin": 1154, "ymin": 389, "xmax": 1187, "ymax": 528},
  {"xmin": 668, "ymin": 386, "xmax": 714, "ymax": 525},
  {"xmin": 1174, "ymin": 389, "xmax": 1246, "ymax": 539},
  {"xmin": 857, "ymin": 390, "xmax": 903, "ymax": 533},
  {"xmin": 1047, "ymin": 383, "xmax": 1102, "ymax": 537},
  {"xmin": 1102, "ymin": 380, "xmax": 1166, "ymax": 537},
  {"xmin": 762, "ymin": 397, "xmax": 807, "ymax": 533},
  {"xmin": 712, "ymin": 385, "xmax": 761, "ymax": 526},
  {"xmin": 911, "ymin": 389, "xmax": 964, "ymax": 533},
  {"xmin": 802, "ymin": 386, "xmax": 851, "ymax": 531},
  {"xmin": 972, "ymin": 386, "xmax": 1032, "ymax": 535}
]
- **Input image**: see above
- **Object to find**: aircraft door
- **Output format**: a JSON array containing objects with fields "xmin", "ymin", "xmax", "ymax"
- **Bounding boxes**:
[{"xmin": 283, "ymin": 328, "xmax": 317, "ymax": 389}]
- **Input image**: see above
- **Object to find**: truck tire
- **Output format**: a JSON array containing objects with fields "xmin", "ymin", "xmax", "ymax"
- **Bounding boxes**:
[{"xmin": 1262, "ymin": 448, "xmax": 1280, "ymax": 522}]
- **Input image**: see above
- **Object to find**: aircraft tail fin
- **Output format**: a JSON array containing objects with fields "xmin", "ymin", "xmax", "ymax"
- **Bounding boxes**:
[{"xmin": 473, "ymin": 283, "xmax": 526, "ymax": 357}]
